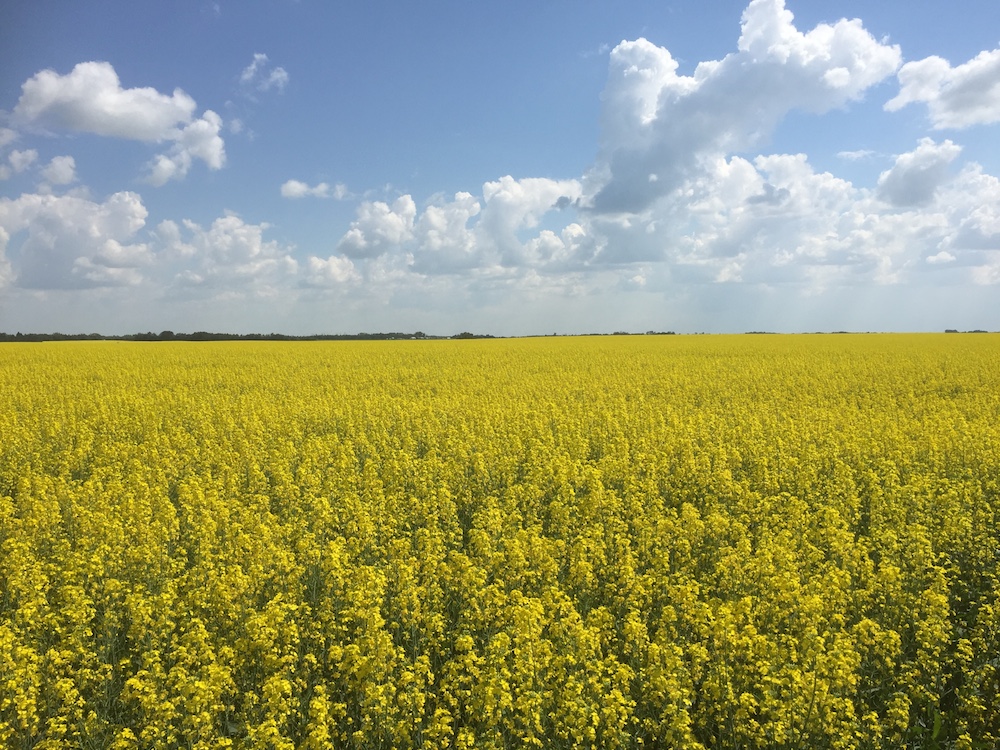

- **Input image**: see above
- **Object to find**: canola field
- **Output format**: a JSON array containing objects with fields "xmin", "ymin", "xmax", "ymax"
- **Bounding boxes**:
[{"xmin": 1, "ymin": 334, "xmax": 999, "ymax": 750}]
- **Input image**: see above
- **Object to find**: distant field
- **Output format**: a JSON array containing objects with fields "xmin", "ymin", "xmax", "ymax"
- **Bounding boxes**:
[{"xmin": 1, "ymin": 335, "xmax": 998, "ymax": 749}]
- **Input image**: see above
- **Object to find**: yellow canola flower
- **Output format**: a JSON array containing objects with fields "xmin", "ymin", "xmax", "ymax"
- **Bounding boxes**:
[{"xmin": 0, "ymin": 334, "xmax": 998, "ymax": 749}]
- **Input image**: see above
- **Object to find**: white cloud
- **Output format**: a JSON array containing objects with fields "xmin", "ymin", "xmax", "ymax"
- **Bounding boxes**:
[
  {"xmin": 281, "ymin": 179, "xmax": 315, "ymax": 198},
  {"xmin": 0, "ymin": 191, "xmax": 150, "ymax": 289},
  {"xmin": 502, "ymin": 0, "xmax": 1000, "ymax": 303},
  {"xmin": 280, "ymin": 179, "xmax": 349, "ymax": 199},
  {"xmin": 0, "ymin": 225, "xmax": 11, "ymax": 287},
  {"xmin": 12, "ymin": 61, "xmax": 225, "ymax": 183},
  {"xmin": 305, "ymin": 254, "xmax": 360, "ymax": 286},
  {"xmin": 886, "ymin": 49, "xmax": 1000, "ymax": 128},
  {"xmin": 9, "ymin": 149, "xmax": 38, "ymax": 173},
  {"xmin": 0, "ymin": 128, "xmax": 17, "ymax": 149},
  {"xmin": 837, "ymin": 149, "xmax": 875, "ymax": 161},
  {"xmin": 411, "ymin": 191, "xmax": 482, "ymax": 272},
  {"xmin": 876, "ymin": 138, "xmax": 961, "ymax": 207},
  {"xmin": 71, "ymin": 257, "xmax": 145, "ymax": 287},
  {"xmin": 240, "ymin": 53, "xmax": 289, "ymax": 94},
  {"xmin": 145, "ymin": 110, "xmax": 225, "ymax": 185},
  {"xmin": 337, "ymin": 195, "xmax": 417, "ymax": 258},
  {"xmin": 153, "ymin": 219, "xmax": 196, "ymax": 258},
  {"xmin": 521, "ymin": 223, "xmax": 591, "ymax": 268},
  {"xmin": 41, "ymin": 155, "xmax": 77, "ymax": 185},
  {"xmin": 477, "ymin": 176, "xmax": 582, "ymax": 266},
  {"xmin": 0, "ymin": 190, "xmax": 303, "ymax": 299},
  {"xmin": 586, "ymin": 0, "xmax": 900, "ymax": 213},
  {"xmin": 937, "ymin": 164, "xmax": 1000, "ymax": 257},
  {"xmin": 14, "ymin": 61, "xmax": 196, "ymax": 140},
  {"xmin": 662, "ymin": 152, "xmax": 858, "ymax": 279},
  {"xmin": 332, "ymin": 177, "xmax": 583, "ymax": 275},
  {"xmin": 161, "ymin": 213, "xmax": 298, "ymax": 292},
  {"xmin": 926, "ymin": 251, "xmax": 955, "ymax": 264},
  {"xmin": 543, "ymin": 135, "xmax": 938, "ymax": 293},
  {"xmin": 578, "ymin": 139, "xmax": 1000, "ymax": 294}
]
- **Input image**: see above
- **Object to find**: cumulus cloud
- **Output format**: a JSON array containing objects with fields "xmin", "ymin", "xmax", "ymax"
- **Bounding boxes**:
[
  {"xmin": 159, "ymin": 213, "xmax": 297, "ymax": 291},
  {"xmin": 333, "ymin": 177, "xmax": 584, "ymax": 274},
  {"xmin": 13, "ymin": 62, "xmax": 196, "ymax": 139},
  {"xmin": 411, "ymin": 192, "xmax": 482, "ymax": 272},
  {"xmin": 877, "ymin": 138, "xmax": 961, "ymax": 207},
  {"xmin": 305, "ymin": 254, "xmax": 360, "ymax": 286},
  {"xmin": 280, "ymin": 179, "xmax": 349, "ymax": 199},
  {"xmin": 12, "ymin": 61, "xmax": 225, "ymax": 184},
  {"xmin": 9, "ymin": 149, "xmax": 38, "ymax": 173},
  {"xmin": 0, "ymin": 191, "xmax": 150, "ymax": 289},
  {"xmin": 240, "ymin": 53, "xmax": 289, "ymax": 94},
  {"xmin": 145, "ymin": 110, "xmax": 225, "ymax": 185},
  {"xmin": 584, "ymin": 139, "xmax": 1000, "ymax": 292},
  {"xmin": 477, "ymin": 176, "xmax": 583, "ymax": 266},
  {"xmin": 0, "ymin": 186, "xmax": 304, "ymax": 300},
  {"xmin": 41, "ymin": 155, "xmax": 77, "ymax": 185},
  {"xmin": 886, "ymin": 49, "xmax": 1000, "ymax": 128},
  {"xmin": 586, "ymin": 0, "xmax": 900, "ymax": 213},
  {"xmin": 936, "ymin": 165, "xmax": 1000, "ymax": 256},
  {"xmin": 153, "ymin": 219, "xmax": 196, "ymax": 258},
  {"xmin": 648, "ymin": 155, "xmax": 800, "ymax": 275},
  {"xmin": 2, "ymin": 149, "xmax": 39, "ymax": 182},
  {"xmin": 514, "ymin": 0, "xmax": 1000, "ymax": 297},
  {"xmin": 520, "ymin": 223, "xmax": 591, "ymax": 268},
  {"xmin": 337, "ymin": 195, "xmax": 417, "ymax": 258}
]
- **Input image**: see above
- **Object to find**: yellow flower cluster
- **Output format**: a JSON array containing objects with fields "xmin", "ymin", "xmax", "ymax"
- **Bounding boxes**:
[{"xmin": 1, "ymin": 334, "xmax": 998, "ymax": 748}]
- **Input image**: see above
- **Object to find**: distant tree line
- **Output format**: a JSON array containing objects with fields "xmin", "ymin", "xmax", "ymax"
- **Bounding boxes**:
[
  {"xmin": 3, "ymin": 329, "xmax": 994, "ymax": 342},
  {"xmin": 0, "ymin": 331, "xmax": 499, "ymax": 342}
]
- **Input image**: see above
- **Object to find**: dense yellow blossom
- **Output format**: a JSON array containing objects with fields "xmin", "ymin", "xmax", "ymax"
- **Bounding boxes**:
[{"xmin": 1, "ymin": 334, "xmax": 998, "ymax": 748}]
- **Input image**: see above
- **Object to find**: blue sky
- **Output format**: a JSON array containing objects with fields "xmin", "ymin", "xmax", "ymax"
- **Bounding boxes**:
[{"xmin": 1, "ymin": 0, "xmax": 999, "ymax": 335}]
